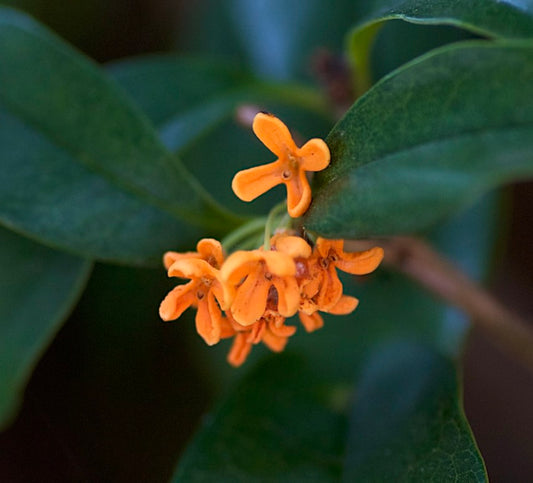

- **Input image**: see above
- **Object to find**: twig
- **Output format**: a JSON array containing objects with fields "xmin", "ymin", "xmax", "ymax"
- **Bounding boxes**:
[{"xmin": 348, "ymin": 237, "xmax": 533, "ymax": 375}]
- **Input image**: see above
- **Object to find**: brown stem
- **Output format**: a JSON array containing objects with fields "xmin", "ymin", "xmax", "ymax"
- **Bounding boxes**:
[{"xmin": 348, "ymin": 237, "xmax": 533, "ymax": 375}]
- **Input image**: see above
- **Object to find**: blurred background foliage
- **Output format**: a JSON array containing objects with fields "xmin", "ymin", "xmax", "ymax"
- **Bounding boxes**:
[{"xmin": 0, "ymin": 0, "xmax": 532, "ymax": 481}]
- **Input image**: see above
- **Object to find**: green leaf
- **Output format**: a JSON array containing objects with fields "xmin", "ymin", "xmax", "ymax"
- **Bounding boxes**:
[
  {"xmin": 0, "ymin": 7, "xmax": 241, "ymax": 265},
  {"xmin": 108, "ymin": 55, "xmax": 329, "ymax": 153},
  {"xmin": 173, "ymin": 354, "xmax": 346, "ymax": 482},
  {"xmin": 343, "ymin": 342, "xmax": 487, "ymax": 482},
  {"xmin": 0, "ymin": 227, "xmax": 92, "ymax": 428},
  {"xmin": 349, "ymin": 0, "xmax": 533, "ymax": 92},
  {"xmin": 108, "ymin": 54, "xmax": 331, "ymax": 214},
  {"xmin": 180, "ymin": 0, "xmax": 360, "ymax": 82},
  {"xmin": 304, "ymin": 41, "xmax": 533, "ymax": 238},
  {"xmin": 354, "ymin": 0, "xmax": 533, "ymax": 39}
]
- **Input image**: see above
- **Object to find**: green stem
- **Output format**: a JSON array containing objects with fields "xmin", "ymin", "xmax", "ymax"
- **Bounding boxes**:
[
  {"xmin": 221, "ymin": 217, "xmax": 266, "ymax": 253},
  {"xmin": 263, "ymin": 201, "xmax": 289, "ymax": 250}
]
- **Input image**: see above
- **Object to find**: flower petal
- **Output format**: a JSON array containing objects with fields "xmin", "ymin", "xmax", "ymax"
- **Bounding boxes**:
[
  {"xmin": 268, "ymin": 321, "xmax": 296, "ymax": 338},
  {"xmin": 168, "ymin": 258, "xmax": 217, "ymax": 280},
  {"xmin": 286, "ymin": 168, "xmax": 312, "ymax": 218},
  {"xmin": 210, "ymin": 279, "xmax": 229, "ymax": 311},
  {"xmin": 227, "ymin": 333, "xmax": 252, "ymax": 367},
  {"xmin": 315, "ymin": 265, "xmax": 343, "ymax": 310},
  {"xmin": 298, "ymin": 138, "xmax": 330, "ymax": 171},
  {"xmin": 272, "ymin": 235, "xmax": 312, "ymax": 259},
  {"xmin": 252, "ymin": 112, "xmax": 297, "ymax": 156},
  {"xmin": 247, "ymin": 321, "xmax": 266, "ymax": 344},
  {"xmin": 336, "ymin": 246, "xmax": 384, "ymax": 275},
  {"xmin": 315, "ymin": 238, "xmax": 343, "ymax": 259},
  {"xmin": 197, "ymin": 238, "xmax": 225, "ymax": 268},
  {"xmin": 298, "ymin": 311, "xmax": 324, "ymax": 332},
  {"xmin": 300, "ymin": 258, "xmax": 322, "ymax": 299},
  {"xmin": 163, "ymin": 250, "xmax": 198, "ymax": 270},
  {"xmin": 219, "ymin": 317, "xmax": 236, "ymax": 339},
  {"xmin": 195, "ymin": 294, "xmax": 221, "ymax": 346},
  {"xmin": 262, "ymin": 330, "xmax": 288, "ymax": 352},
  {"xmin": 327, "ymin": 295, "xmax": 359, "ymax": 315},
  {"xmin": 230, "ymin": 266, "xmax": 270, "ymax": 326},
  {"xmin": 232, "ymin": 161, "xmax": 283, "ymax": 202},
  {"xmin": 261, "ymin": 250, "xmax": 296, "ymax": 277},
  {"xmin": 273, "ymin": 276, "xmax": 300, "ymax": 318},
  {"xmin": 159, "ymin": 283, "xmax": 196, "ymax": 321},
  {"xmin": 220, "ymin": 250, "xmax": 259, "ymax": 285}
]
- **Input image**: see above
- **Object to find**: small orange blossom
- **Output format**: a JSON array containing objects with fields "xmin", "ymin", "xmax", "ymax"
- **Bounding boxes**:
[
  {"xmin": 232, "ymin": 112, "xmax": 330, "ymax": 218},
  {"xmin": 220, "ymin": 248, "xmax": 300, "ymax": 326},
  {"xmin": 224, "ymin": 311, "xmax": 296, "ymax": 367},
  {"xmin": 159, "ymin": 239, "xmax": 226, "ymax": 346}
]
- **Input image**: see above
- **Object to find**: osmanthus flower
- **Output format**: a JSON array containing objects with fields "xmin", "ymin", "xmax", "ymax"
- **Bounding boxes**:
[
  {"xmin": 295, "ymin": 237, "xmax": 384, "ymax": 332},
  {"xmin": 159, "ymin": 239, "xmax": 226, "ymax": 346},
  {"xmin": 223, "ymin": 310, "xmax": 297, "ymax": 367},
  {"xmin": 219, "ymin": 248, "xmax": 302, "ymax": 326},
  {"xmin": 231, "ymin": 112, "xmax": 330, "ymax": 218}
]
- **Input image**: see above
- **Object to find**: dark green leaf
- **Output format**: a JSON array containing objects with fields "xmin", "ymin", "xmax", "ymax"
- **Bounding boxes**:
[
  {"xmin": 180, "ymin": 0, "xmax": 360, "ymax": 82},
  {"xmin": 349, "ymin": 0, "xmax": 533, "ymax": 91},
  {"xmin": 305, "ymin": 41, "xmax": 533, "ymax": 238},
  {"xmin": 108, "ymin": 54, "xmax": 328, "ymax": 153},
  {"xmin": 354, "ymin": 0, "xmax": 533, "ymax": 39},
  {"xmin": 109, "ymin": 54, "xmax": 331, "ymax": 214},
  {"xmin": 0, "ymin": 227, "xmax": 91, "ymax": 428},
  {"xmin": 173, "ymin": 354, "xmax": 346, "ymax": 482},
  {"xmin": 343, "ymin": 342, "xmax": 487, "ymax": 482},
  {"xmin": 0, "ymin": 8, "xmax": 241, "ymax": 265}
]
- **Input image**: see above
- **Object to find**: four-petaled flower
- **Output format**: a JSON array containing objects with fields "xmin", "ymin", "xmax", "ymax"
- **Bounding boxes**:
[
  {"xmin": 159, "ymin": 239, "xmax": 226, "ymax": 345},
  {"xmin": 296, "ymin": 237, "xmax": 384, "ymax": 332},
  {"xmin": 220, "ymin": 248, "xmax": 301, "ymax": 326},
  {"xmin": 232, "ymin": 112, "xmax": 330, "ymax": 218}
]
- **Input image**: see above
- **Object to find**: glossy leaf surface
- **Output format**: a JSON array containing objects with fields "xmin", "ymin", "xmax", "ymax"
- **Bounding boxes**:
[
  {"xmin": 174, "ymin": 355, "xmax": 346, "ymax": 481},
  {"xmin": 353, "ymin": 0, "xmax": 533, "ymax": 39},
  {"xmin": 343, "ymin": 343, "xmax": 486, "ymax": 482},
  {"xmin": 305, "ymin": 41, "xmax": 533, "ymax": 238},
  {"xmin": 0, "ymin": 227, "xmax": 91, "ymax": 427},
  {"xmin": 0, "ymin": 8, "xmax": 239, "ymax": 265},
  {"xmin": 349, "ymin": 0, "xmax": 533, "ymax": 90}
]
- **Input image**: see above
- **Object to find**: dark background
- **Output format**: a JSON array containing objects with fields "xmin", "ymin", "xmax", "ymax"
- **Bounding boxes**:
[{"xmin": 0, "ymin": 1, "xmax": 532, "ymax": 481}]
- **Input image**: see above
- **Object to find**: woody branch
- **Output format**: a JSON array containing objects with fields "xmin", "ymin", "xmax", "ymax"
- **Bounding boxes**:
[{"xmin": 349, "ymin": 236, "xmax": 533, "ymax": 376}]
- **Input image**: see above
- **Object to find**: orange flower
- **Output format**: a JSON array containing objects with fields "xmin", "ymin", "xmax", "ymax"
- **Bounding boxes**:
[
  {"xmin": 163, "ymin": 238, "xmax": 224, "ymax": 271},
  {"xmin": 220, "ymin": 248, "xmax": 300, "ymax": 326},
  {"xmin": 159, "ymin": 239, "xmax": 226, "ymax": 346},
  {"xmin": 315, "ymin": 238, "xmax": 384, "ymax": 275},
  {"xmin": 225, "ymin": 311, "xmax": 297, "ymax": 367},
  {"xmin": 232, "ymin": 112, "xmax": 330, "ymax": 218},
  {"xmin": 298, "ymin": 295, "xmax": 359, "ymax": 332},
  {"xmin": 297, "ymin": 238, "xmax": 383, "ymax": 330}
]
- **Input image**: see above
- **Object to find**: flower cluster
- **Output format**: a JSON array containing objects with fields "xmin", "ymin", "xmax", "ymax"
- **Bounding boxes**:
[
  {"xmin": 160, "ymin": 235, "xmax": 383, "ymax": 366},
  {"xmin": 159, "ymin": 112, "xmax": 384, "ymax": 366}
]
